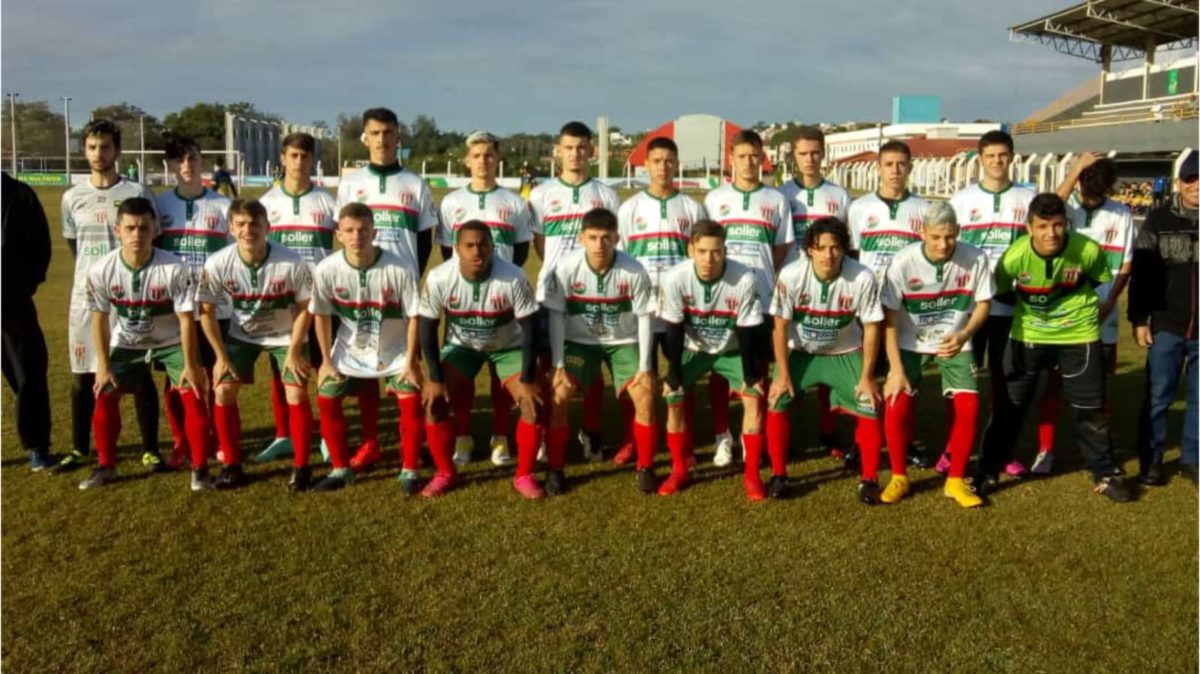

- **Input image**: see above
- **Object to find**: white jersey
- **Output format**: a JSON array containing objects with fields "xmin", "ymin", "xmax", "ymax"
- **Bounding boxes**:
[
  {"xmin": 880, "ymin": 242, "xmax": 994, "ymax": 354},
  {"xmin": 260, "ymin": 184, "xmax": 338, "ymax": 266},
  {"xmin": 779, "ymin": 178, "xmax": 850, "ymax": 264},
  {"xmin": 1066, "ymin": 194, "xmax": 1135, "ymax": 344},
  {"xmin": 86, "ymin": 248, "xmax": 194, "ymax": 351},
  {"xmin": 950, "ymin": 182, "xmax": 1035, "ymax": 317},
  {"xmin": 419, "ymin": 257, "xmax": 540, "ymax": 352},
  {"xmin": 771, "ymin": 255, "xmax": 883, "ymax": 355},
  {"xmin": 62, "ymin": 177, "xmax": 157, "ymax": 373},
  {"xmin": 198, "ymin": 244, "xmax": 313, "ymax": 348},
  {"xmin": 703, "ymin": 183, "xmax": 792, "ymax": 303},
  {"xmin": 155, "ymin": 187, "xmax": 233, "ymax": 319},
  {"xmin": 309, "ymin": 249, "xmax": 419, "ymax": 379},
  {"xmin": 847, "ymin": 191, "xmax": 928, "ymax": 282},
  {"xmin": 438, "ymin": 186, "xmax": 533, "ymax": 263},
  {"xmin": 336, "ymin": 165, "xmax": 438, "ymax": 272},
  {"xmin": 542, "ymin": 249, "xmax": 653, "ymax": 346},
  {"xmin": 617, "ymin": 190, "xmax": 706, "ymax": 292},
  {"xmin": 659, "ymin": 259, "xmax": 763, "ymax": 354},
  {"xmin": 528, "ymin": 177, "xmax": 620, "ymax": 301}
]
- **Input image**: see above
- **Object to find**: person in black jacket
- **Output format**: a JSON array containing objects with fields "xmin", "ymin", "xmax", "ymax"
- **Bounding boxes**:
[
  {"xmin": 1, "ymin": 172, "xmax": 54, "ymax": 469},
  {"xmin": 1130, "ymin": 151, "xmax": 1199, "ymax": 485}
]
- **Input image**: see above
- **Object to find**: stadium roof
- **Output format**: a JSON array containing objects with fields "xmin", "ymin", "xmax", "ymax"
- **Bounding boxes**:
[{"xmin": 1010, "ymin": 0, "xmax": 1198, "ymax": 62}]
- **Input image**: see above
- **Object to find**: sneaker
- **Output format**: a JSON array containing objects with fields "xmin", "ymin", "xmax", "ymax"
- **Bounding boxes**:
[
  {"xmin": 349, "ymin": 441, "xmax": 382, "ymax": 472},
  {"xmin": 490, "ymin": 436, "xmax": 513, "ymax": 466},
  {"xmin": 453, "ymin": 436, "xmax": 473, "ymax": 466},
  {"xmin": 881, "ymin": 475, "xmax": 910, "ymax": 504},
  {"xmin": 713, "ymin": 432, "xmax": 734, "ymax": 467},
  {"xmin": 78, "ymin": 467, "xmax": 116, "ymax": 490},
  {"xmin": 944, "ymin": 477, "xmax": 983, "ymax": 508},
  {"xmin": 312, "ymin": 467, "xmax": 355, "ymax": 492},
  {"xmin": 934, "ymin": 451, "xmax": 952, "ymax": 476},
  {"xmin": 255, "ymin": 437, "xmax": 294, "ymax": 463},
  {"xmin": 767, "ymin": 475, "xmax": 787, "ymax": 499},
  {"xmin": 656, "ymin": 471, "xmax": 689, "ymax": 496},
  {"xmin": 906, "ymin": 442, "xmax": 933, "ymax": 469},
  {"xmin": 30, "ymin": 450, "xmax": 54, "ymax": 472},
  {"xmin": 214, "ymin": 465, "xmax": 246, "ymax": 490},
  {"xmin": 166, "ymin": 443, "xmax": 188, "ymax": 470},
  {"xmin": 858, "ymin": 479, "xmax": 881, "ymax": 505},
  {"xmin": 744, "ymin": 473, "xmax": 766, "ymax": 501},
  {"xmin": 319, "ymin": 439, "xmax": 330, "ymax": 463},
  {"xmin": 397, "ymin": 469, "xmax": 423, "ymax": 496},
  {"xmin": 142, "ymin": 451, "xmax": 172, "ymax": 474},
  {"xmin": 288, "ymin": 466, "xmax": 312, "ymax": 492},
  {"xmin": 1030, "ymin": 451, "xmax": 1054, "ymax": 476},
  {"xmin": 190, "ymin": 467, "xmax": 215, "ymax": 492},
  {"xmin": 612, "ymin": 443, "xmax": 636, "ymax": 467},
  {"xmin": 636, "ymin": 468, "xmax": 657, "ymax": 495},
  {"xmin": 513, "ymin": 474, "xmax": 545, "ymax": 500},
  {"xmin": 56, "ymin": 450, "xmax": 89, "ymax": 474},
  {"xmin": 579, "ymin": 430, "xmax": 603, "ymax": 463},
  {"xmin": 420, "ymin": 473, "xmax": 456, "ymax": 498},
  {"xmin": 971, "ymin": 473, "xmax": 1000, "ymax": 498},
  {"xmin": 1093, "ymin": 474, "xmax": 1133, "ymax": 503},
  {"xmin": 544, "ymin": 469, "xmax": 567, "ymax": 496},
  {"xmin": 1004, "ymin": 460, "xmax": 1027, "ymax": 478}
]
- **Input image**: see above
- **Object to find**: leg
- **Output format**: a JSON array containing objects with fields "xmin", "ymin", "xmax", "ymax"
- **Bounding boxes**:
[
  {"xmin": 740, "ymin": 392, "xmax": 767, "ymax": 500},
  {"xmin": 659, "ymin": 387, "xmax": 691, "ymax": 496},
  {"xmin": 977, "ymin": 340, "xmax": 1041, "ymax": 483},
  {"xmin": 269, "ymin": 357, "xmax": 291, "ymax": 439},
  {"xmin": 1057, "ymin": 342, "xmax": 1117, "ymax": 480},
  {"xmin": 393, "ymin": 378, "xmax": 426, "ymax": 496},
  {"xmin": 1035, "ymin": 369, "xmax": 1062, "ymax": 454},
  {"xmin": 627, "ymin": 376, "xmax": 658, "ymax": 471},
  {"xmin": 212, "ymin": 381, "xmax": 243, "ymax": 468},
  {"xmin": 92, "ymin": 389, "xmax": 125, "ymax": 469},
  {"xmin": 541, "ymin": 371, "xmax": 574, "ymax": 495},
  {"xmin": 69, "ymin": 373, "xmax": 96, "ymax": 461},
  {"xmin": 1182, "ymin": 339, "xmax": 1199, "ymax": 472},
  {"xmin": 488, "ymin": 363, "xmax": 514, "ymax": 465},
  {"xmin": 1, "ymin": 305, "xmax": 52, "ymax": 460},
  {"xmin": 163, "ymin": 378, "xmax": 188, "ymax": 458}
]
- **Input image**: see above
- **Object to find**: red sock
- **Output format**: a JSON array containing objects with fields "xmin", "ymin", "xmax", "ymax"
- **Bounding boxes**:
[
  {"xmin": 742, "ymin": 431, "xmax": 763, "ymax": 478},
  {"xmin": 581, "ymin": 380, "xmax": 604, "ymax": 435},
  {"xmin": 357, "ymin": 381, "xmax": 380, "ymax": 444},
  {"xmin": 424, "ymin": 418, "xmax": 457, "ymax": 477},
  {"xmin": 666, "ymin": 430, "xmax": 689, "ymax": 474},
  {"xmin": 766, "ymin": 410, "xmax": 790, "ymax": 477},
  {"xmin": 92, "ymin": 391, "xmax": 122, "ymax": 469},
  {"xmin": 213, "ymin": 402, "xmax": 241, "ymax": 466},
  {"xmin": 709, "ymin": 375, "xmax": 730, "ymax": 436},
  {"xmin": 270, "ymin": 370, "xmax": 289, "ymax": 439},
  {"xmin": 621, "ymin": 397, "xmax": 636, "ymax": 448},
  {"xmin": 817, "ymin": 385, "xmax": 836, "ymax": 436},
  {"xmin": 317, "ymin": 396, "xmax": 349, "ymax": 468},
  {"xmin": 163, "ymin": 380, "xmax": 187, "ymax": 450},
  {"xmin": 397, "ymin": 395, "xmax": 424, "ymax": 471},
  {"xmin": 634, "ymin": 420, "xmax": 658, "ymax": 469},
  {"xmin": 515, "ymin": 418, "xmax": 540, "ymax": 477},
  {"xmin": 1037, "ymin": 373, "xmax": 1062, "ymax": 453},
  {"xmin": 179, "ymin": 389, "xmax": 212, "ymax": 471},
  {"xmin": 453, "ymin": 377, "xmax": 474, "ymax": 436},
  {"xmin": 546, "ymin": 425, "xmax": 570, "ymax": 470},
  {"xmin": 490, "ymin": 371, "xmax": 512, "ymax": 437},
  {"xmin": 948, "ymin": 393, "xmax": 979, "ymax": 478},
  {"xmin": 288, "ymin": 400, "xmax": 313, "ymax": 468},
  {"xmin": 884, "ymin": 393, "xmax": 915, "ymax": 476},
  {"xmin": 855, "ymin": 416, "xmax": 883, "ymax": 481}
]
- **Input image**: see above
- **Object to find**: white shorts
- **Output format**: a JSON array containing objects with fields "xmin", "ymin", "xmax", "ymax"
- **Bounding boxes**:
[{"xmin": 67, "ymin": 299, "xmax": 98, "ymax": 374}]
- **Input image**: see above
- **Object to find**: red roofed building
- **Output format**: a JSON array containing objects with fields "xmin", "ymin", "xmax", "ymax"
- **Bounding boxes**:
[{"xmin": 628, "ymin": 114, "xmax": 774, "ymax": 174}]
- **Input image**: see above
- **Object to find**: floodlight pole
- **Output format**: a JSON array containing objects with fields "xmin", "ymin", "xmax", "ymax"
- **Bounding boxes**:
[
  {"xmin": 62, "ymin": 96, "xmax": 72, "ymax": 178},
  {"xmin": 7, "ymin": 92, "xmax": 19, "ymax": 174}
]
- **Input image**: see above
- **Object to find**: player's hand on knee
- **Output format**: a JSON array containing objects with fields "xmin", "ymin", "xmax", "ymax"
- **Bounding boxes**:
[
  {"xmin": 883, "ymin": 371, "xmax": 910, "ymax": 405},
  {"xmin": 768, "ymin": 375, "xmax": 793, "ymax": 408},
  {"xmin": 183, "ymin": 365, "xmax": 209, "ymax": 401},
  {"xmin": 93, "ymin": 367, "xmax": 118, "ymax": 398},
  {"xmin": 855, "ymin": 376, "xmax": 881, "ymax": 405},
  {"xmin": 630, "ymin": 370, "xmax": 654, "ymax": 396},
  {"xmin": 212, "ymin": 357, "xmax": 235, "ymax": 388},
  {"xmin": 422, "ymin": 381, "xmax": 449, "ymax": 411},
  {"xmin": 317, "ymin": 362, "xmax": 340, "ymax": 387},
  {"xmin": 513, "ymin": 381, "xmax": 543, "ymax": 408},
  {"xmin": 283, "ymin": 351, "xmax": 312, "ymax": 383}
]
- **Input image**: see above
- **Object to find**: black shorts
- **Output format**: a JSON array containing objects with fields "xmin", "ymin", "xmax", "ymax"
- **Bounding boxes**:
[{"xmin": 1004, "ymin": 340, "xmax": 1107, "ymax": 410}]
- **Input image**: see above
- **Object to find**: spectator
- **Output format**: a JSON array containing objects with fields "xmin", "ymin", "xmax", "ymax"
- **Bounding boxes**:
[{"xmin": 212, "ymin": 157, "xmax": 238, "ymax": 198}]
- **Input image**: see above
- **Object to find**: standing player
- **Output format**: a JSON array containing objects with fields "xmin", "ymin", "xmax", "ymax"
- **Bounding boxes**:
[
  {"xmin": 616, "ymin": 136, "xmax": 706, "ymax": 465},
  {"xmin": 974, "ymin": 194, "xmax": 1131, "ymax": 502},
  {"xmin": 197, "ymin": 200, "xmax": 315, "ymax": 490},
  {"xmin": 419, "ymin": 222, "xmax": 542, "ymax": 497},
  {"xmin": 764, "ymin": 217, "xmax": 886, "ymax": 504},
  {"xmin": 307, "ymin": 204, "xmax": 427, "ymax": 493},
  {"xmin": 256, "ymin": 131, "xmax": 337, "ymax": 463},
  {"xmin": 659, "ymin": 221, "xmax": 765, "ymax": 498},
  {"xmin": 59, "ymin": 119, "xmax": 162, "ymax": 474},
  {"xmin": 879, "ymin": 202, "xmax": 993, "ymax": 507},
  {"xmin": 81, "ymin": 198, "xmax": 212, "ymax": 490},
  {"xmin": 703, "ymin": 129, "xmax": 792, "ymax": 467},
  {"xmin": 528, "ymin": 121, "xmax": 620, "ymax": 461},
  {"xmin": 544, "ymin": 209, "xmax": 657, "ymax": 494},
  {"xmin": 438, "ymin": 130, "xmax": 534, "ymax": 467}
]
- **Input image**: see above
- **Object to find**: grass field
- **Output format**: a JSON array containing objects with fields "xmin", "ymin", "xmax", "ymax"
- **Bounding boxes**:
[{"xmin": 2, "ymin": 185, "xmax": 1196, "ymax": 672}]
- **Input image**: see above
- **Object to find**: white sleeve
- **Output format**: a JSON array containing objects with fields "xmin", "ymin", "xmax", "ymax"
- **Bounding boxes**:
[
  {"xmin": 616, "ymin": 199, "xmax": 634, "ymax": 250},
  {"xmin": 1119, "ymin": 209, "xmax": 1135, "ymax": 266},
  {"xmin": 293, "ymin": 262, "xmax": 314, "ymax": 305},
  {"xmin": 974, "ymin": 254, "xmax": 994, "ymax": 303},
  {"xmin": 637, "ymin": 314, "xmax": 654, "ymax": 372},
  {"xmin": 773, "ymin": 200, "xmax": 794, "ymax": 247},
  {"xmin": 549, "ymin": 310, "xmax": 566, "ymax": 368},
  {"xmin": 308, "ymin": 267, "xmax": 332, "ymax": 316},
  {"xmin": 528, "ymin": 190, "xmax": 545, "ymax": 235},
  {"xmin": 172, "ymin": 264, "xmax": 196, "ymax": 315},
  {"xmin": 335, "ymin": 177, "xmax": 350, "ymax": 209},
  {"xmin": 768, "ymin": 275, "xmax": 790, "ymax": 318},
  {"xmin": 513, "ymin": 200, "xmax": 534, "ymax": 244},
  {"xmin": 511, "ymin": 274, "xmax": 540, "ymax": 320},
  {"xmin": 658, "ymin": 272, "xmax": 684, "ymax": 324},
  {"xmin": 437, "ymin": 202, "xmax": 455, "ymax": 248},
  {"xmin": 86, "ymin": 266, "xmax": 109, "ymax": 313},
  {"xmin": 416, "ymin": 271, "xmax": 442, "ymax": 320},
  {"xmin": 631, "ymin": 266, "xmax": 654, "ymax": 316},
  {"xmin": 418, "ymin": 181, "xmax": 438, "ymax": 233},
  {"xmin": 735, "ymin": 274, "xmax": 764, "ymax": 328},
  {"xmin": 195, "ymin": 258, "xmax": 223, "ymax": 307},
  {"xmin": 400, "ymin": 268, "xmax": 420, "ymax": 319},
  {"xmin": 541, "ymin": 264, "xmax": 567, "ymax": 313},
  {"xmin": 880, "ymin": 261, "xmax": 903, "ymax": 311},
  {"xmin": 857, "ymin": 272, "xmax": 884, "ymax": 324},
  {"xmin": 846, "ymin": 204, "xmax": 863, "ymax": 250},
  {"xmin": 61, "ymin": 192, "xmax": 76, "ymax": 239}
]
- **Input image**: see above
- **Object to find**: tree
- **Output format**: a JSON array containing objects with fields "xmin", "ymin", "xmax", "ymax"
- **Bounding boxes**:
[
  {"xmin": 90, "ymin": 102, "xmax": 165, "ymax": 153},
  {"xmin": 2, "ymin": 100, "xmax": 67, "ymax": 169}
]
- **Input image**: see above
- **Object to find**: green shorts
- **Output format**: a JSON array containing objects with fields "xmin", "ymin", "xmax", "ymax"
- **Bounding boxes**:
[
  {"xmin": 442, "ymin": 345, "xmax": 523, "ymax": 385},
  {"xmin": 772, "ymin": 351, "xmax": 877, "ymax": 419},
  {"xmin": 899, "ymin": 350, "xmax": 977, "ymax": 397},
  {"xmin": 107, "ymin": 345, "xmax": 188, "ymax": 392},
  {"xmin": 563, "ymin": 342, "xmax": 640, "ymax": 394},
  {"xmin": 223, "ymin": 338, "xmax": 298, "ymax": 385},
  {"xmin": 665, "ymin": 350, "xmax": 756, "ymax": 405},
  {"xmin": 317, "ymin": 373, "xmax": 419, "ymax": 398}
]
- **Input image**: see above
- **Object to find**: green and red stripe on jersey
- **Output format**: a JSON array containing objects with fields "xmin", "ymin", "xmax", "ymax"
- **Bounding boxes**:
[
  {"xmin": 230, "ymin": 291, "xmax": 295, "ymax": 312},
  {"xmin": 683, "ymin": 307, "xmax": 737, "ymax": 329},
  {"xmin": 540, "ymin": 213, "xmax": 588, "ymax": 238},
  {"xmin": 900, "ymin": 288, "xmax": 973, "ymax": 314},
  {"xmin": 160, "ymin": 228, "xmax": 230, "ymax": 255},
  {"xmin": 370, "ymin": 204, "xmax": 420, "ymax": 232},
  {"xmin": 270, "ymin": 225, "xmax": 334, "ymax": 251},
  {"xmin": 625, "ymin": 231, "xmax": 688, "ymax": 259},
  {"xmin": 111, "ymin": 297, "xmax": 176, "ymax": 319},
  {"xmin": 790, "ymin": 306, "xmax": 856, "ymax": 330},
  {"xmin": 859, "ymin": 229, "xmax": 921, "ymax": 252},
  {"xmin": 566, "ymin": 294, "xmax": 634, "ymax": 316},
  {"xmin": 445, "ymin": 307, "xmax": 515, "ymax": 329},
  {"xmin": 330, "ymin": 297, "xmax": 407, "ymax": 321},
  {"xmin": 719, "ymin": 219, "xmax": 775, "ymax": 245}
]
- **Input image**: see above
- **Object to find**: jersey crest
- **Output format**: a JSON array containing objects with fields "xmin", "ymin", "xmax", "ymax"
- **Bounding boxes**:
[
  {"xmin": 838, "ymin": 294, "xmax": 853, "ymax": 311},
  {"xmin": 867, "ymin": 215, "xmax": 879, "ymax": 228},
  {"xmin": 110, "ymin": 284, "xmax": 125, "ymax": 298},
  {"xmin": 1012, "ymin": 206, "xmax": 1027, "ymax": 223},
  {"xmin": 335, "ymin": 286, "xmax": 350, "ymax": 300},
  {"xmin": 907, "ymin": 277, "xmax": 924, "ymax": 291},
  {"xmin": 149, "ymin": 285, "xmax": 168, "ymax": 302}
]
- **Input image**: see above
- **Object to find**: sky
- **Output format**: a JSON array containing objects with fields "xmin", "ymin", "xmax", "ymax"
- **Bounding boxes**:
[{"xmin": 2, "ymin": 0, "xmax": 1112, "ymax": 134}]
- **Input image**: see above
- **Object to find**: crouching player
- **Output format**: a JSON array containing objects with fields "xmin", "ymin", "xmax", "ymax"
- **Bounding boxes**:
[
  {"xmin": 765, "ymin": 217, "xmax": 886, "ymax": 504},
  {"xmin": 418, "ymin": 222, "xmax": 542, "ymax": 498},
  {"xmin": 82, "ymin": 198, "xmax": 212, "ymax": 490},
  {"xmin": 659, "ymin": 220, "xmax": 765, "ymax": 498},
  {"xmin": 197, "ymin": 199, "xmax": 315, "ymax": 491},
  {"xmin": 308, "ymin": 204, "xmax": 427, "ymax": 493},
  {"xmin": 880, "ymin": 202, "xmax": 993, "ymax": 507},
  {"xmin": 544, "ymin": 209, "xmax": 657, "ymax": 494}
]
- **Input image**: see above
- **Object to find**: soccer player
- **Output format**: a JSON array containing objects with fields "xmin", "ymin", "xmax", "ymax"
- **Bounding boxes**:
[
  {"xmin": 946, "ymin": 130, "xmax": 1035, "ymax": 475},
  {"xmin": 544, "ymin": 208, "xmax": 657, "ymax": 494},
  {"xmin": 197, "ymin": 199, "xmax": 315, "ymax": 490},
  {"xmin": 616, "ymin": 136, "xmax": 706, "ymax": 466},
  {"xmin": 60, "ymin": 119, "xmax": 161, "ymax": 474},
  {"xmin": 528, "ymin": 121, "xmax": 620, "ymax": 462},
  {"xmin": 847, "ymin": 140, "xmax": 928, "ymax": 282},
  {"xmin": 703, "ymin": 129, "xmax": 792, "ymax": 467},
  {"xmin": 81, "ymin": 198, "xmax": 212, "ymax": 490},
  {"xmin": 879, "ymin": 202, "xmax": 993, "ymax": 507},
  {"xmin": 764, "ymin": 217, "xmax": 885, "ymax": 504},
  {"xmin": 1029, "ymin": 153, "xmax": 1134, "ymax": 475},
  {"xmin": 419, "ymin": 222, "xmax": 541, "ymax": 497},
  {"xmin": 438, "ymin": 130, "xmax": 534, "ymax": 467},
  {"xmin": 659, "ymin": 220, "xmax": 765, "ymax": 498},
  {"xmin": 975, "ymin": 193, "xmax": 1131, "ymax": 503},
  {"xmin": 308, "ymin": 204, "xmax": 426, "ymax": 493},
  {"xmin": 256, "ymin": 131, "xmax": 337, "ymax": 463}
]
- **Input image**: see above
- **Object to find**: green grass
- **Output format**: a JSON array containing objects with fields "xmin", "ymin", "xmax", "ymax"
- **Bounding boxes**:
[{"xmin": 2, "ymin": 186, "xmax": 1196, "ymax": 672}]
